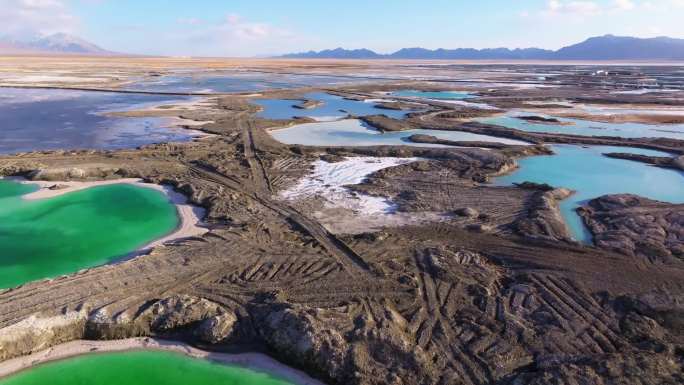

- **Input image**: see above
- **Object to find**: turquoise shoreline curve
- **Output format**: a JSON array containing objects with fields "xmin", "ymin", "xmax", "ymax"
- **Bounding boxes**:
[
  {"xmin": 0, "ymin": 180, "xmax": 179, "ymax": 289},
  {"xmin": 493, "ymin": 145, "xmax": 684, "ymax": 243}
]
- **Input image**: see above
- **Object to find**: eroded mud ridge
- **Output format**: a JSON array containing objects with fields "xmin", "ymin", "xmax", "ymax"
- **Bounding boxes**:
[
  {"xmin": 579, "ymin": 195, "xmax": 684, "ymax": 263},
  {"xmin": 1, "ymin": 63, "xmax": 684, "ymax": 385}
]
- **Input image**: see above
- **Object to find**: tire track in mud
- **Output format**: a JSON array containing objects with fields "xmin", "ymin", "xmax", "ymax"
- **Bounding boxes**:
[
  {"xmin": 187, "ymin": 151, "xmax": 372, "ymax": 275},
  {"xmin": 240, "ymin": 120, "xmax": 273, "ymax": 194},
  {"xmin": 412, "ymin": 251, "xmax": 494, "ymax": 385}
]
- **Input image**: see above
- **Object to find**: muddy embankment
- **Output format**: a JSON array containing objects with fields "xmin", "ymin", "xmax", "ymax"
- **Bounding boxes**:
[
  {"xmin": 578, "ymin": 194, "xmax": 684, "ymax": 264},
  {"xmin": 603, "ymin": 153, "xmax": 684, "ymax": 171}
]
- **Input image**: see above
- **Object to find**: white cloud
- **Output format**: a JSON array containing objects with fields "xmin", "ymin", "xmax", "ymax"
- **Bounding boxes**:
[
  {"xmin": 516, "ymin": 0, "xmax": 684, "ymax": 43},
  {"xmin": 529, "ymin": 0, "xmax": 669, "ymax": 21},
  {"xmin": 536, "ymin": 0, "xmax": 683, "ymax": 18},
  {"xmin": 643, "ymin": 0, "xmax": 684, "ymax": 9},
  {"xmin": 544, "ymin": 0, "xmax": 602, "ymax": 16},
  {"xmin": 221, "ymin": 14, "xmax": 284, "ymax": 40},
  {"xmin": 0, "ymin": 0, "xmax": 79, "ymax": 39},
  {"xmin": 613, "ymin": 0, "xmax": 635, "ymax": 10},
  {"xmin": 172, "ymin": 13, "xmax": 308, "ymax": 56}
]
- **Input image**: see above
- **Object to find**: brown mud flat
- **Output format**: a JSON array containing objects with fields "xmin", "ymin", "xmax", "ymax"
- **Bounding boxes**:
[
  {"xmin": 0, "ymin": 63, "xmax": 683, "ymax": 384},
  {"xmin": 360, "ymin": 115, "xmax": 415, "ymax": 132},
  {"xmin": 294, "ymin": 99, "xmax": 324, "ymax": 110},
  {"xmin": 516, "ymin": 115, "xmax": 571, "ymax": 125},
  {"xmin": 407, "ymin": 134, "xmax": 535, "ymax": 150},
  {"xmin": 346, "ymin": 157, "xmax": 574, "ymax": 242}
]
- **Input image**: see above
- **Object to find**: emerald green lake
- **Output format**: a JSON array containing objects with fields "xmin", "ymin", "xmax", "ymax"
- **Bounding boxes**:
[
  {"xmin": 0, "ymin": 351, "xmax": 297, "ymax": 385},
  {"xmin": 0, "ymin": 180, "xmax": 179, "ymax": 289}
]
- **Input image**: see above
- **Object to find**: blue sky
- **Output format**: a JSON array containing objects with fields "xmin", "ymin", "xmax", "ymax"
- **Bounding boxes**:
[{"xmin": 4, "ymin": 0, "xmax": 684, "ymax": 56}]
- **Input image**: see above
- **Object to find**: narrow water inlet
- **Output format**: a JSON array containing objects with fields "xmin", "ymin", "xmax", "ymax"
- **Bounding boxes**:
[
  {"xmin": 269, "ymin": 118, "xmax": 530, "ymax": 147},
  {"xmin": 493, "ymin": 144, "xmax": 684, "ymax": 243}
]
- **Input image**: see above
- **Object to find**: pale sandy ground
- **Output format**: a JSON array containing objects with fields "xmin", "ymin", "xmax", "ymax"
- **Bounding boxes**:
[
  {"xmin": 168, "ymin": 116, "xmax": 217, "ymax": 128},
  {"xmin": 314, "ymin": 208, "xmax": 452, "ymax": 234},
  {"xmin": 10, "ymin": 177, "xmax": 208, "ymax": 251},
  {"xmin": 0, "ymin": 338, "xmax": 326, "ymax": 385},
  {"xmin": 0, "ymin": 57, "xmax": 681, "ymax": 94},
  {"xmin": 122, "ymin": 97, "xmax": 218, "ymax": 114},
  {"xmin": 1, "ymin": 75, "xmax": 112, "ymax": 83},
  {"xmin": 102, "ymin": 97, "xmax": 218, "ymax": 131}
]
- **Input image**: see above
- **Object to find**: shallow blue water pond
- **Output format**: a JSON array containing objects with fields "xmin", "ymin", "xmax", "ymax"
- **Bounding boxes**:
[
  {"xmin": 269, "ymin": 118, "xmax": 530, "ymax": 147},
  {"xmin": 255, "ymin": 92, "xmax": 419, "ymax": 121},
  {"xmin": 493, "ymin": 145, "xmax": 684, "ymax": 243}
]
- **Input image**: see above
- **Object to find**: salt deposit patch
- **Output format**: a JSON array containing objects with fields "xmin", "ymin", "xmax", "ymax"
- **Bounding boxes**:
[
  {"xmin": 281, "ymin": 157, "xmax": 418, "ymax": 214},
  {"xmin": 363, "ymin": 98, "xmax": 395, "ymax": 103},
  {"xmin": 311, "ymin": 115, "xmax": 344, "ymax": 122},
  {"xmin": 280, "ymin": 156, "xmax": 456, "ymax": 233}
]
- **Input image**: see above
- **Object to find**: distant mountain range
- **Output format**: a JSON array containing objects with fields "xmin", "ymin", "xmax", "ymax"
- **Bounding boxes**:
[
  {"xmin": 2, "ymin": 33, "xmax": 683, "ymax": 60},
  {"xmin": 0, "ymin": 33, "xmax": 112, "ymax": 55},
  {"xmin": 280, "ymin": 35, "xmax": 684, "ymax": 61}
]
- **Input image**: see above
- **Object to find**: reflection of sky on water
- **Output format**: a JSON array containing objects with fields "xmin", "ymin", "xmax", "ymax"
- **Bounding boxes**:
[{"xmin": 0, "ymin": 88, "xmax": 196, "ymax": 154}]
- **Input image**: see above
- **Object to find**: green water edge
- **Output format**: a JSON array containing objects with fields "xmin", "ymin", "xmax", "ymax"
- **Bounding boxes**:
[
  {"xmin": 0, "ymin": 179, "xmax": 180, "ymax": 289},
  {"xmin": 0, "ymin": 350, "xmax": 298, "ymax": 385}
]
